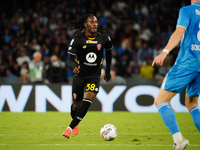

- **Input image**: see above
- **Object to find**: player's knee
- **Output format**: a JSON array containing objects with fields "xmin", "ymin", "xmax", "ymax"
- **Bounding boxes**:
[
  {"xmin": 154, "ymin": 99, "xmax": 161, "ymax": 106},
  {"xmin": 154, "ymin": 99, "xmax": 170, "ymax": 107},
  {"xmin": 154, "ymin": 100, "xmax": 158, "ymax": 106},
  {"xmin": 185, "ymin": 101, "xmax": 190, "ymax": 110},
  {"xmin": 73, "ymin": 101, "xmax": 82, "ymax": 110},
  {"xmin": 185, "ymin": 103, "xmax": 198, "ymax": 111},
  {"xmin": 185, "ymin": 97, "xmax": 198, "ymax": 111}
]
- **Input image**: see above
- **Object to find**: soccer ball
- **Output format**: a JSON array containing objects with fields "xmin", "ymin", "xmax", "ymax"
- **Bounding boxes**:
[{"xmin": 100, "ymin": 124, "xmax": 118, "ymax": 141}]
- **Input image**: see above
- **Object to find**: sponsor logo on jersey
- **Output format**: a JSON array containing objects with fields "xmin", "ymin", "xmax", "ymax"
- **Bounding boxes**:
[
  {"xmin": 191, "ymin": 44, "xmax": 200, "ymax": 51},
  {"xmin": 86, "ymin": 52, "xmax": 97, "ymax": 63},
  {"xmin": 83, "ymin": 62, "xmax": 97, "ymax": 66},
  {"xmin": 83, "ymin": 45, "xmax": 87, "ymax": 49},
  {"xmin": 97, "ymin": 44, "xmax": 101, "ymax": 50},
  {"xmin": 195, "ymin": 9, "xmax": 200, "ymax": 15},
  {"xmin": 86, "ymin": 40, "xmax": 98, "ymax": 44}
]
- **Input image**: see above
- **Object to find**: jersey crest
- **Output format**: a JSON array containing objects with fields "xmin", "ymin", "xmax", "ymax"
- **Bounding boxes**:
[
  {"xmin": 73, "ymin": 93, "xmax": 77, "ymax": 100},
  {"xmin": 97, "ymin": 44, "xmax": 101, "ymax": 50}
]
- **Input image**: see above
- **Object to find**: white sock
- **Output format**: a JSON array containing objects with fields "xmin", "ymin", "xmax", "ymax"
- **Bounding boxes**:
[
  {"xmin": 67, "ymin": 126, "xmax": 72, "ymax": 131},
  {"xmin": 172, "ymin": 132, "xmax": 183, "ymax": 143}
]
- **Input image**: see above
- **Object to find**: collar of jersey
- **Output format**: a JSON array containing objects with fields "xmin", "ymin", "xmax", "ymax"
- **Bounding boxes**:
[
  {"xmin": 193, "ymin": 2, "xmax": 200, "ymax": 7},
  {"xmin": 85, "ymin": 33, "xmax": 97, "ymax": 40}
]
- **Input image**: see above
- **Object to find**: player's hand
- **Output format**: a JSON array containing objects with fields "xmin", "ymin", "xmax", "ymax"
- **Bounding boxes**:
[
  {"xmin": 104, "ymin": 72, "xmax": 111, "ymax": 82},
  {"xmin": 152, "ymin": 52, "xmax": 168, "ymax": 66},
  {"xmin": 73, "ymin": 65, "xmax": 80, "ymax": 74}
]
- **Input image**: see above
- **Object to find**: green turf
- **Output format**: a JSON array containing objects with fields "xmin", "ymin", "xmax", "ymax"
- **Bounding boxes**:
[{"xmin": 0, "ymin": 112, "xmax": 199, "ymax": 150}]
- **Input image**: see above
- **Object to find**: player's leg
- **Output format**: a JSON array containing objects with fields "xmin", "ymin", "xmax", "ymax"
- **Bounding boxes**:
[
  {"xmin": 156, "ymin": 66, "xmax": 199, "ymax": 148},
  {"xmin": 63, "ymin": 101, "xmax": 83, "ymax": 138},
  {"xmin": 71, "ymin": 101, "xmax": 82, "ymax": 118},
  {"xmin": 70, "ymin": 75, "xmax": 84, "ymax": 118},
  {"xmin": 63, "ymin": 75, "xmax": 84, "ymax": 139},
  {"xmin": 70, "ymin": 100, "xmax": 82, "ymax": 135},
  {"xmin": 185, "ymin": 74, "xmax": 200, "ymax": 133},
  {"xmin": 185, "ymin": 94, "xmax": 200, "ymax": 133},
  {"xmin": 68, "ymin": 91, "xmax": 96, "ymax": 130},
  {"xmin": 155, "ymin": 89, "xmax": 189, "ymax": 149},
  {"xmin": 63, "ymin": 78, "xmax": 100, "ymax": 139},
  {"xmin": 64, "ymin": 97, "xmax": 93, "ymax": 139},
  {"xmin": 68, "ymin": 79, "xmax": 99, "ymax": 132},
  {"xmin": 155, "ymin": 89, "xmax": 184, "ymax": 144}
]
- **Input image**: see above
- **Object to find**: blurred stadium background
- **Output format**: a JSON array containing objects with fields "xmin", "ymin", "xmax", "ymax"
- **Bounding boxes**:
[
  {"xmin": 0, "ymin": 0, "xmax": 190, "ymax": 84},
  {"xmin": 1, "ymin": 1, "xmax": 200, "ymax": 150},
  {"xmin": 1, "ymin": 0, "xmax": 199, "ymax": 113}
]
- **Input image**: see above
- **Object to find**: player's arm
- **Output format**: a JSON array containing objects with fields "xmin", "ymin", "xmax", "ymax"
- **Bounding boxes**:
[
  {"xmin": 164, "ymin": 26, "xmax": 185, "ymax": 53},
  {"xmin": 67, "ymin": 38, "xmax": 80, "ymax": 74},
  {"xmin": 67, "ymin": 54, "xmax": 80, "ymax": 74},
  {"xmin": 152, "ymin": 26, "xmax": 185, "ymax": 66},
  {"xmin": 104, "ymin": 35, "xmax": 113, "ymax": 82},
  {"xmin": 104, "ymin": 49, "xmax": 111, "ymax": 82},
  {"xmin": 153, "ymin": 6, "xmax": 189, "ymax": 66}
]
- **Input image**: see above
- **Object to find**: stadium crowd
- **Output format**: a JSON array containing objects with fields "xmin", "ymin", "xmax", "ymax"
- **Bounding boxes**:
[{"xmin": 0, "ymin": 0, "xmax": 189, "ymax": 83}]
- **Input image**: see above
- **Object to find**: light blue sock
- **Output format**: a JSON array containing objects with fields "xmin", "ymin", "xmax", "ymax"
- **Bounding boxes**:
[
  {"xmin": 189, "ymin": 106, "xmax": 200, "ymax": 133},
  {"xmin": 157, "ymin": 102, "xmax": 180, "ymax": 135}
]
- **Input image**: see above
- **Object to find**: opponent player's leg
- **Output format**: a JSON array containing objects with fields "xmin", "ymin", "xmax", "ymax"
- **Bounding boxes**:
[
  {"xmin": 185, "ymin": 73, "xmax": 200, "ymax": 133},
  {"xmin": 185, "ymin": 94, "xmax": 200, "ymax": 133},
  {"xmin": 155, "ymin": 89, "xmax": 184, "ymax": 143}
]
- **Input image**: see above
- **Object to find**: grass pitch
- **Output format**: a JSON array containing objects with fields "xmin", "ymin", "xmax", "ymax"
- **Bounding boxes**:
[{"xmin": 0, "ymin": 111, "xmax": 199, "ymax": 150}]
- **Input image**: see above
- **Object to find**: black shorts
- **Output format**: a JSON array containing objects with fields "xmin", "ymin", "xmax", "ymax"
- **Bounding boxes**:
[{"xmin": 72, "ymin": 74, "xmax": 100, "ymax": 101}]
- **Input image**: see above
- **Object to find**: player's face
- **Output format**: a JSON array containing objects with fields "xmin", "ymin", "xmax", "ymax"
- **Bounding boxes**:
[{"xmin": 85, "ymin": 16, "xmax": 98, "ymax": 34}]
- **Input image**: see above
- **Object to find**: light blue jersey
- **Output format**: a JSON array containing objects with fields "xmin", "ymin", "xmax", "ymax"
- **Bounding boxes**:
[
  {"xmin": 175, "ymin": 2, "xmax": 200, "ymax": 72},
  {"xmin": 162, "ymin": 3, "xmax": 200, "ymax": 96}
]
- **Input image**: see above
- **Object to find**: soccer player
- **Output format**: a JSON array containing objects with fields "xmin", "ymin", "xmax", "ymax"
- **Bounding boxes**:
[
  {"xmin": 63, "ymin": 14, "xmax": 112, "ymax": 139},
  {"xmin": 152, "ymin": 0, "xmax": 200, "ymax": 149}
]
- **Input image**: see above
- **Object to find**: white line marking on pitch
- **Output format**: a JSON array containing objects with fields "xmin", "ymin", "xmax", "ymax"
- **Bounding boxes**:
[
  {"xmin": 0, "ymin": 133, "xmax": 199, "ymax": 136},
  {"xmin": 0, "ymin": 144, "xmax": 200, "ymax": 147}
]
